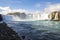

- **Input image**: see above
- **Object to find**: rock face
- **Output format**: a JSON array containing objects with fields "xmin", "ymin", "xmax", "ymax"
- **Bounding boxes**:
[
  {"xmin": 0, "ymin": 22, "xmax": 21, "ymax": 40},
  {"xmin": 0, "ymin": 14, "xmax": 3, "ymax": 21},
  {"xmin": 48, "ymin": 11, "xmax": 60, "ymax": 21}
]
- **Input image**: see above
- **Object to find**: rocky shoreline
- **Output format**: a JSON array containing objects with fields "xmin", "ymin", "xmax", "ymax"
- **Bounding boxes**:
[{"xmin": 0, "ymin": 22, "xmax": 21, "ymax": 40}]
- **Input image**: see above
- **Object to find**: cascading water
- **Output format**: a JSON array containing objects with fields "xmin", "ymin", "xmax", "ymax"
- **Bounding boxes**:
[
  {"xmin": 3, "ymin": 15, "xmax": 13, "ymax": 21},
  {"xmin": 2, "ymin": 13, "xmax": 49, "ymax": 22}
]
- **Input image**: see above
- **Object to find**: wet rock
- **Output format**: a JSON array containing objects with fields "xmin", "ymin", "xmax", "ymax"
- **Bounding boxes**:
[
  {"xmin": 0, "ymin": 14, "xmax": 3, "ymax": 21},
  {"xmin": 0, "ymin": 22, "xmax": 21, "ymax": 40},
  {"xmin": 21, "ymin": 36, "xmax": 25, "ymax": 39}
]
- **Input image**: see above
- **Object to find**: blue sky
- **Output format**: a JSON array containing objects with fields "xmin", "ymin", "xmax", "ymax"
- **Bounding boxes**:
[{"xmin": 0, "ymin": 0, "xmax": 60, "ymax": 11}]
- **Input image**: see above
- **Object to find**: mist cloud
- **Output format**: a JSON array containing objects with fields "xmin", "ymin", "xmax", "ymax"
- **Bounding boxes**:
[{"xmin": 44, "ymin": 3, "xmax": 60, "ymax": 14}]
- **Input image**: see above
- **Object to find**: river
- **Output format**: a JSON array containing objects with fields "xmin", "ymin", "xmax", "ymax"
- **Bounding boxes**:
[{"xmin": 5, "ymin": 20, "xmax": 60, "ymax": 40}]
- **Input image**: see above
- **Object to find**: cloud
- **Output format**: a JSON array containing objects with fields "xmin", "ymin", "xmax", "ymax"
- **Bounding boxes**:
[
  {"xmin": 44, "ymin": 3, "xmax": 60, "ymax": 14},
  {"xmin": 0, "ymin": 3, "xmax": 60, "ymax": 15},
  {"xmin": 0, "ymin": 6, "xmax": 29, "ymax": 15},
  {"xmin": 0, "ymin": 7, "xmax": 11, "ymax": 15},
  {"xmin": 35, "ymin": 2, "xmax": 60, "ymax": 14},
  {"xmin": 0, "ymin": 7, "xmax": 10, "ymax": 11},
  {"xmin": 0, "ymin": 6, "xmax": 42, "ymax": 15}
]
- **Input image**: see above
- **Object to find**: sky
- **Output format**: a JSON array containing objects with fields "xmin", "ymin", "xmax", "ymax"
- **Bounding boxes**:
[{"xmin": 0, "ymin": 0, "xmax": 60, "ymax": 14}]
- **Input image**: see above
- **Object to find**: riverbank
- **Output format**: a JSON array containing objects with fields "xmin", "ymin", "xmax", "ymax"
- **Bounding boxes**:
[{"xmin": 0, "ymin": 22, "xmax": 21, "ymax": 40}]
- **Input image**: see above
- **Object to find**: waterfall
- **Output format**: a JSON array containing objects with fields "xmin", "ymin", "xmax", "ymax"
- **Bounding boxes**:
[
  {"xmin": 3, "ymin": 15, "xmax": 14, "ymax": 22},
  {"xmin": 2, "ymin": 13, "xmax": 50, "ymax": 22}
]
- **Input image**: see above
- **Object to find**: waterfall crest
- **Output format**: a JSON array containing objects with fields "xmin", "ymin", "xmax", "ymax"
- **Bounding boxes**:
[
  {"xmin": 2, "ymin": 12, "xmax": 49, "ymax": 22},
  {"xmin": 2, "ymin": 11, "xmax": 60, "ymax": 21}
]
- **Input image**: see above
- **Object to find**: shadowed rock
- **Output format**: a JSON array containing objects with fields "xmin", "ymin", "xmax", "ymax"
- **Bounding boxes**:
[
  {"xmin": 48, "ymin": 11, "xmax": 60, "ymax": 21},
  {"xmin": 0, "ymin": 14, "xmax": 3, "ymax": 21},
  {"xmin": 0, "ymin": 22, "xmax": 21, "ymax": 40}
]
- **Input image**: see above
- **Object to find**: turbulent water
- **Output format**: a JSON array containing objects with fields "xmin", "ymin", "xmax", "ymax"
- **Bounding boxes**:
[{"xmin": 5, "ymin": 20, "xmax": 60, "ymax": 40}]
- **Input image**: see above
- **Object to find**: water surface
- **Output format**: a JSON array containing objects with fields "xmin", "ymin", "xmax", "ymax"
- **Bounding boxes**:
[{"xmin": 6, "ymin": 20, "xmax": 60, "ymax": 40}]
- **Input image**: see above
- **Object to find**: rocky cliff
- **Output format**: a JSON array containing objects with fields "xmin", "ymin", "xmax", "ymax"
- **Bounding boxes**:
[
  {"xmin": 48, "ymin": 11, "xmax": 60, "ymax": 21},
  {"xmin": 0, "ymin": 22, "xmax": 21, "ymax": 40}
]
